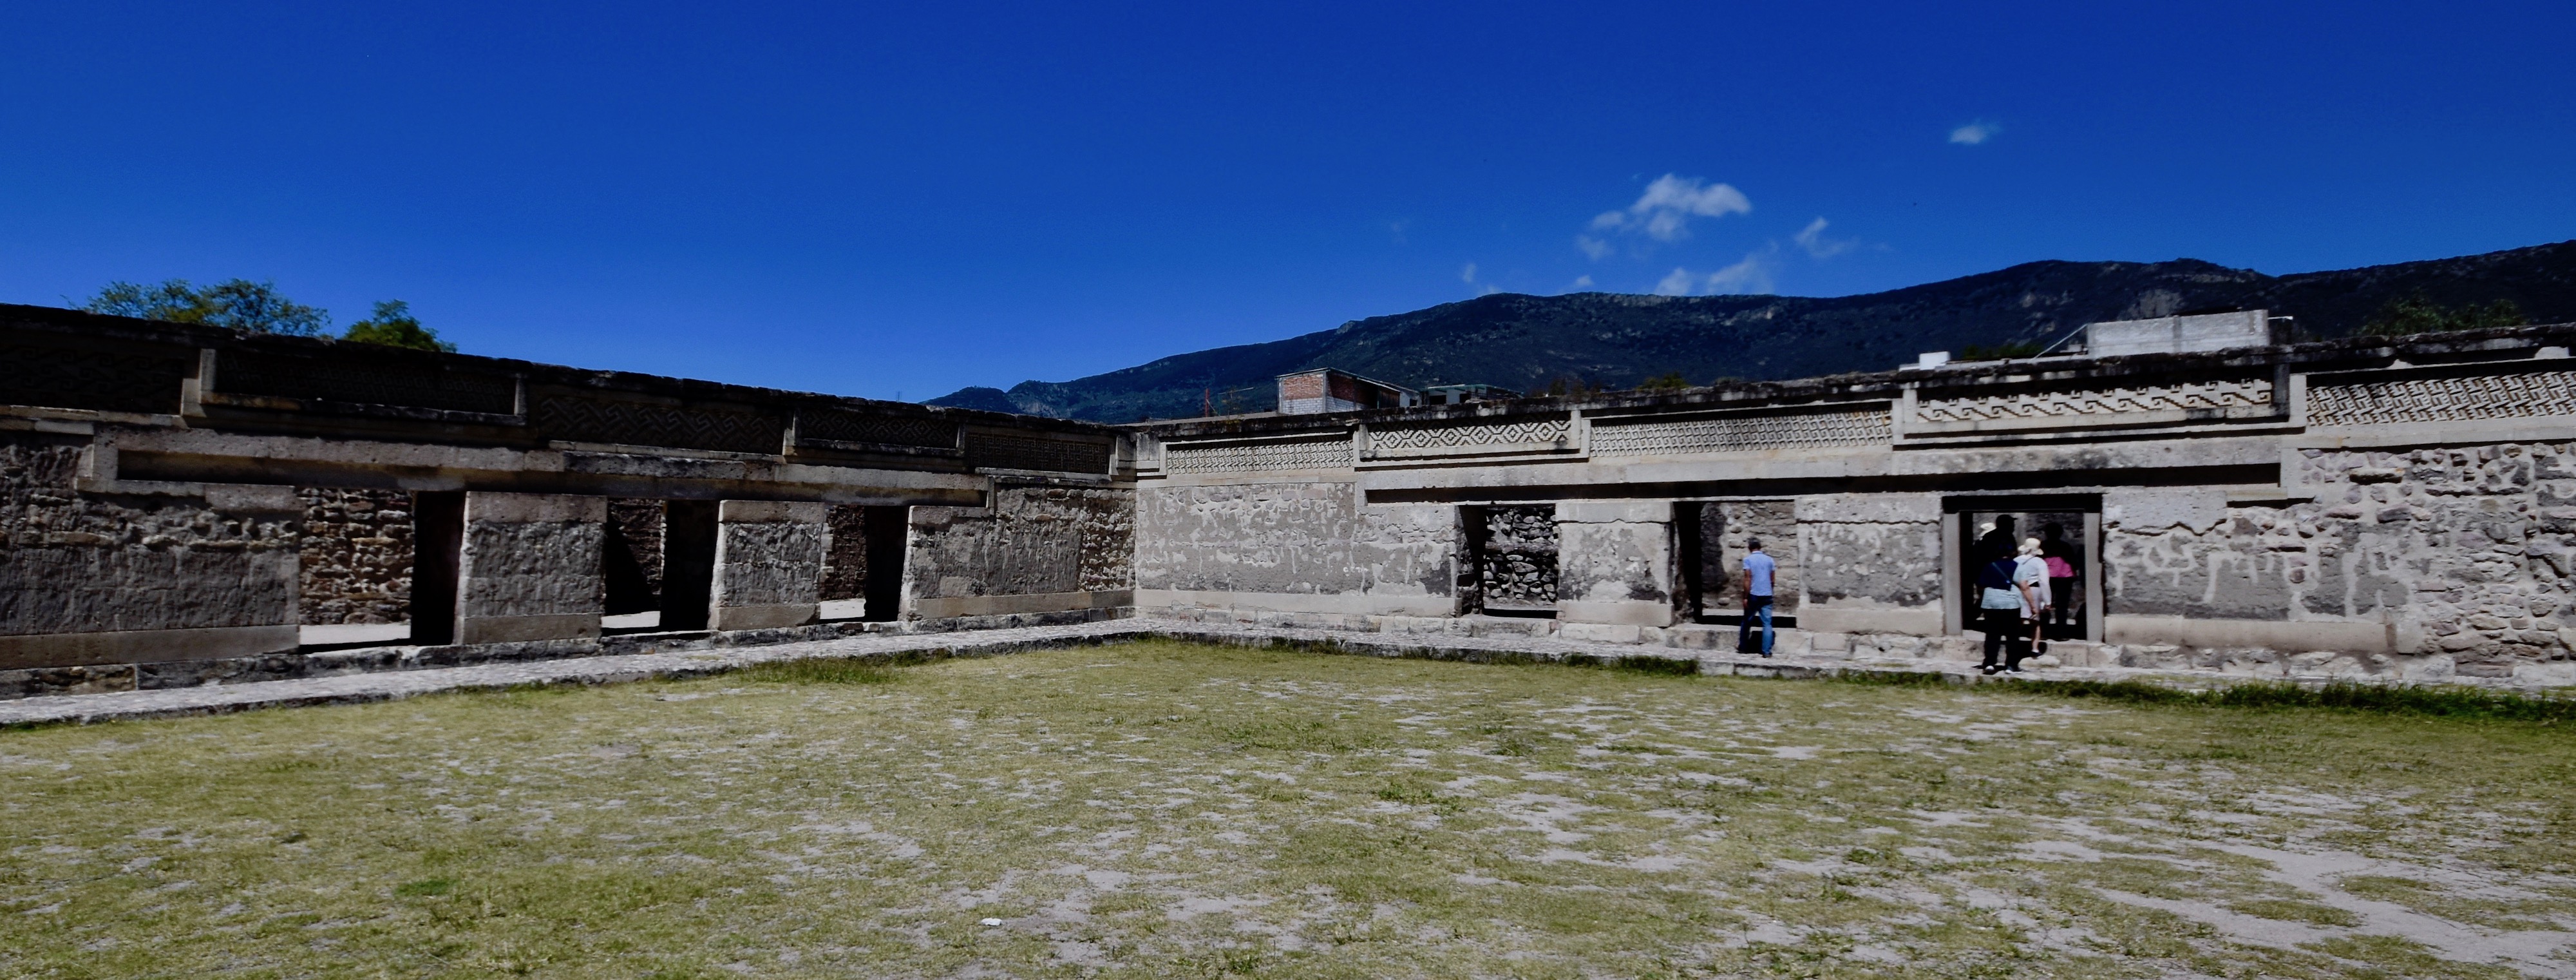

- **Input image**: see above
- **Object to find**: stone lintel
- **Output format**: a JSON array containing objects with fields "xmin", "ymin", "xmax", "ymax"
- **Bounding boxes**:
[
  {"xmin": 466, "ymin": 491, "xmax": 607, "ymax": 524},
  {"xmin": 0, "ymin": 624, "xmax": 301, "ymax": 670},
  {"xmin": 1556, "ymin": 501, "xmax": 1671, "ymax": 524},
  {"xmin": 719, "ymin": 500, "xmax": 829, "ymax": 524}
]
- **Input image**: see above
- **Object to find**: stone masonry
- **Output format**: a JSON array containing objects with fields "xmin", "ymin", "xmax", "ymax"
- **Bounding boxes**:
[{"xmin": 298, "ymin": 487, "xmax": 413, "ymax": 625}]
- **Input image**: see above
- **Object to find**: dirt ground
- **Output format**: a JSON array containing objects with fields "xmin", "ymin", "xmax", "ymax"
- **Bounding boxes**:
[{"xmin": 3, "ymin": 640, "xmax": 2571, "ymax": 978}]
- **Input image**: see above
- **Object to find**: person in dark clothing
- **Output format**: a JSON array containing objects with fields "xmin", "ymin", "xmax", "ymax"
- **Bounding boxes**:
[
  {"xmin": 1975, "ymin": 541, "xmax": 2034, "ymax": 674},
  {"xmin": 2041, "ymin": 523, "xmax": 2079, "ymax": 633},
  {"xmin": 1976, "ymin": 515, "xmax": 2018, "ymax": 570}
]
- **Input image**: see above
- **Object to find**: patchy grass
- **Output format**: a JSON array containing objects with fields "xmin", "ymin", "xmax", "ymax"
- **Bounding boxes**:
[{"xmin": 3, "ymin": 640, "xmax": 2573, "ymax": 978}]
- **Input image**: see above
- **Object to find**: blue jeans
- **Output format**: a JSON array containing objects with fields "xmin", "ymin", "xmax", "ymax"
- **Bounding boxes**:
[{"xmin": 1738, "ymin": 595, "xmax": 1774, "ymax": 655}]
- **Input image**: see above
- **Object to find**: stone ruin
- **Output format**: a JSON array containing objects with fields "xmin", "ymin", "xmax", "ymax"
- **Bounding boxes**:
[{"xmin": 7, "ymin": 300, "xmax": 2576, "ymax": 698}]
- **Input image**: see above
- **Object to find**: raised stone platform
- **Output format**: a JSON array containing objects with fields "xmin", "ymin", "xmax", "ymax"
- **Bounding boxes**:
[{"xmin": 0, "ymin": 617, "xmax": 2538, "ymax": 729}]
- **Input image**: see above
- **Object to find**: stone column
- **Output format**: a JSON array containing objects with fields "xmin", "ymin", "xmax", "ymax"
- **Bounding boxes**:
[
  {"xmin": 1554, "ymin": 501, "xmax": 1678, "ymax": 633},
  {"xmin": 710, "ymin": 500, "xmax": 826, "ymax": 631},
  {"xmin": 454, "ymin": 492, "xmax": 605, "ymax": 644}
]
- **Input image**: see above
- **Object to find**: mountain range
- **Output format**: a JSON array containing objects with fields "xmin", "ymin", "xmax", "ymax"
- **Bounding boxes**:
[{"xmin": 928, "ymin": 239, "xmax": 2576, "ymax": 422}]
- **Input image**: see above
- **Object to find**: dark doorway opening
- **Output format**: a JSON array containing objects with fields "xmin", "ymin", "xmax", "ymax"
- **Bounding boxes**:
[
  {"xmin": 859, "ymin": 506, "xmax": 909, "ymax": 622},
  {"xmin": 1945, "ymin": 494, "xmax": 2100, "ymax": 642},
  {"xmin": 1679, "ymin": 501, "xmax": 1799, "ymax": 629},
  {"xmin": 1463, "ymin": 504, "xmax": 1558, "ymax": 617},
  {"xmin": 659, "ymin": 499, "xmax": 719, "ymax": 631},
  {"xmin": 408, "ymin": 491, "xmax": 465, "ymax": 646}
]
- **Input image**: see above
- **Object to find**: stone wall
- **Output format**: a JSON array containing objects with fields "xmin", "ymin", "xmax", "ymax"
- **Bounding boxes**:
[
  {"xmin": 711, "ymin": 501, "xmax": 825, "ymax": 630},
  {"xmin": 1795, "ymin": 494, "xmax": 1944, "ymax": 633},
  {"xmin": 1709, "ymin": 500, "xmax": 1800, "ymax": 614},
  {"xmin": 1477, "ymin": 504, "xmax": 1557, "ymax": 609},
  {"xmin": 297, "ymin": 488, "xmax": 412, "ymax": 625},
  {"xmin": 1555, "ymin": 502, "xmax": 1676, "ymax": 627},
  {"xmin": 909, "ymin": 484, "xmax": 1135, "ymax": 619},
  {"xmin": 1135, "ymin": 482, "xmax": 1455, "ymax": 615},
  {"xmin": 455, "ymin": 492, "xmax": 604, "ymax": 645},
  {"xmin": 2102, "ymin": 489, "xmax": 2291, "ymax": 622},
  {"xmin": 2292, "ymin": 444, "xmax": 2573, "ymax": 678},
  {"xmin": 820, "ymin": 504, "xmax": 870, "ymax": 602},
  {"xmin": 1, "ymin": 431, "xmax": 300, "ymax": 642}
]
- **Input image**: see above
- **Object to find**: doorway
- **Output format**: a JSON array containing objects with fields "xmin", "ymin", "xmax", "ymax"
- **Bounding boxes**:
[{"xmin": 1945, "ymin": 495, "xmax": 2101, "ymax": 642}]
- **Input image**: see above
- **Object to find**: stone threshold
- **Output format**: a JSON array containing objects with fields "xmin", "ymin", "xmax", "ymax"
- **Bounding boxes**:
[{"xmin": 0, "ymin": 617, "xmax": 2510, "ymax": 729}]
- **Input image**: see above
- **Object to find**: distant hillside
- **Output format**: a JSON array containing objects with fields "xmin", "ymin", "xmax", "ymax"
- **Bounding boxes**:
[{"xmin": 930, "ymin": 240, "xmax": 2576, "ymax": 422}]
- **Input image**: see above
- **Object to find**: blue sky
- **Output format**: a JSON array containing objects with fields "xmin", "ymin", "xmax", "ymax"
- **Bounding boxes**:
[{"xmin": 3, "ymin": 2, "xmax": 2570, "ymax": 401}]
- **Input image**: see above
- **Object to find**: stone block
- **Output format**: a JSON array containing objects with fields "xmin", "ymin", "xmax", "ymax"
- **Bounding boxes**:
[
  {"xmin": 712, "ymin": 499, "xmax": 828, "ymax": 631},
  {"xmin": 1794, "ymin": 494, "xmax": 1941, "ymax": 524},
  {"xmin": 456, "ymin": 492, "xmax": 606, "ymax": 644},
  {"xmin": 1558, "ymin": 622, "xmax": 1642, "ymax": 644},
  {"xmin": 1556, "ymin": 501, "xmax": 1671, "ymax": 524}
]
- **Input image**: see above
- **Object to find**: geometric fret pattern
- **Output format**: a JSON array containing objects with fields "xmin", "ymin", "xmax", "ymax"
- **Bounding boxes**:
[
  {"xmin": 2309, "ymin": 371, "xmax": 2576, "ymax": 427},
  {"xmin": 967, "ymin": 432, "xmax": 1114, "ymax": 474},
  {"xmin": 1164, "ymin": 437, "xmax": 1352, "ymax": 474},
  {"xmin": 1369, "ymin": 417, "xmax": 1571, "ymax": 457},
  {"xmin": 0, "ymin": 342, "xmax": 189, "ymax": 415},
  {"xmin": 1915, "ymin": 378, "xmax": 2271, "ymax": 423},
  {"xmin": 799, "ymin": 408, "xmax": 960, "ymax": 450},
  {"xmin": 218, "ymin": 349, "xmax": 520, "ymax": 415},
  {"xmin": 1590, "ymin": 407, "xmax": 1891, "ymax": 456},
  {"xmin": 532, "ymin": 394, "xmax": 785, "ymax": 454}
]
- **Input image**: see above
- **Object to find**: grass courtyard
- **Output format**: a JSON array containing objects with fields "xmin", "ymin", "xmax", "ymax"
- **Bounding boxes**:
[{"xmin": 3, "ymin": 641, "xmax": 2573, "ymax": 979}]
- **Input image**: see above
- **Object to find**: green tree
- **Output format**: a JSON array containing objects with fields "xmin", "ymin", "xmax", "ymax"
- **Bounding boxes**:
[
  {"xmin": 2360, "ymin": 291, "xmax": 2528, "ymax": 337},
  {"xmin": 80, "ymin": 278, "xmax": 331, "ymax": 336},
  {"xmin": 1638, "ymin": 371, "xmax": 1690, "ymax": 392},
  {"xmin": 340, "ymin": 300, "xmax": 456, "ymax": 352}
]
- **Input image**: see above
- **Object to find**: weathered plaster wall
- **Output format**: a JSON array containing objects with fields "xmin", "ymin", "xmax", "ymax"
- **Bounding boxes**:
[
  {"xmin": 1796, "ymin": 494, "xmax": 1942, "ymax": 610},
  {"xmin": 2103, "ymin": 488, "xmax": 2293, "ymax": 622},
  {"xmin": 297, "ymin": 487, "xmax": 412, "ymax": 625},
  {"xmin": 1135, "ymin": 483, "xmax": 1452, "ymax": 608},
  {"xmin": 1711, "ymin": 500, "xmax": 1800, "ymax": 613},
  {"xmin": 1555, "ymin": 501, "xmax": 1675, "ymax": 627},
  {"xmin": 911, "ymin": 484, "xmax": 1136, "ymax": 615},
  {"xmin": 1, "ymin": 432, "xmax": 299, "ymax": 639}
]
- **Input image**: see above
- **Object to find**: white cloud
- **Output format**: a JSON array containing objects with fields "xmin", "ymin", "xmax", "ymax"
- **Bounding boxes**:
[
  {"xmin": 1570, "ymin": 274, "xmax": 1594, "ymax": 290},
  {"xmin": 1654, "ymin": 267, "xmax": 1696, "ymax": 296},
  {"xmin": 1949, "ymin": 120, "xmax": 2000, "ymax": 145},
  {"xmin": 1793, "ymin": 217, "xmax": 1855, "ymax": 258},
  {"xmin": 1705, "ymin": 252, "xmax": 1776, "ymax": 294},
  {"xmin": 1460, "ymin": 262, "xmax": 1477, "ymax": 283},
  {"xmin": 1587, "ymin": 173, "xmax": 1750, "ymax": 244},
  {"xmin": 1575, "ymin": 235, "xmax": 1614, "ymax": 260}
]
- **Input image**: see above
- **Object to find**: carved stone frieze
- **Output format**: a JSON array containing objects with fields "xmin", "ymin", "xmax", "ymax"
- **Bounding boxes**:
[
  {"xmin": 1914, "ymin": 378, "xmax": 2272, "ymax": 424},
  {"xmin": 967, "ymin": 432, "xmax": 1113, "ymax": 474},
  {"xmin": 1590, "ymin": 408, "xmax": 1891, "ymax": 456},
  {"xmin": 2308, "ymin": 371, "xmax": 2576, "ymax": 427},
  {"xmin": 798, "ymin": 408, "xmax": 959, "ymax": 450},
  {"xmin": 1164, "ymin": 437, "xmax": 1351, "ymax": 474},
  {"xmin": 219, "ymin": 350, "xmax": 518, "ymax": 415},
  {"xmin": 1367, "ymin": 418, "xmax": 1571, "ymax": 459},
  {"xmin": 533, "ymin": 394, "xmax": 784, "ymax": 454}
]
